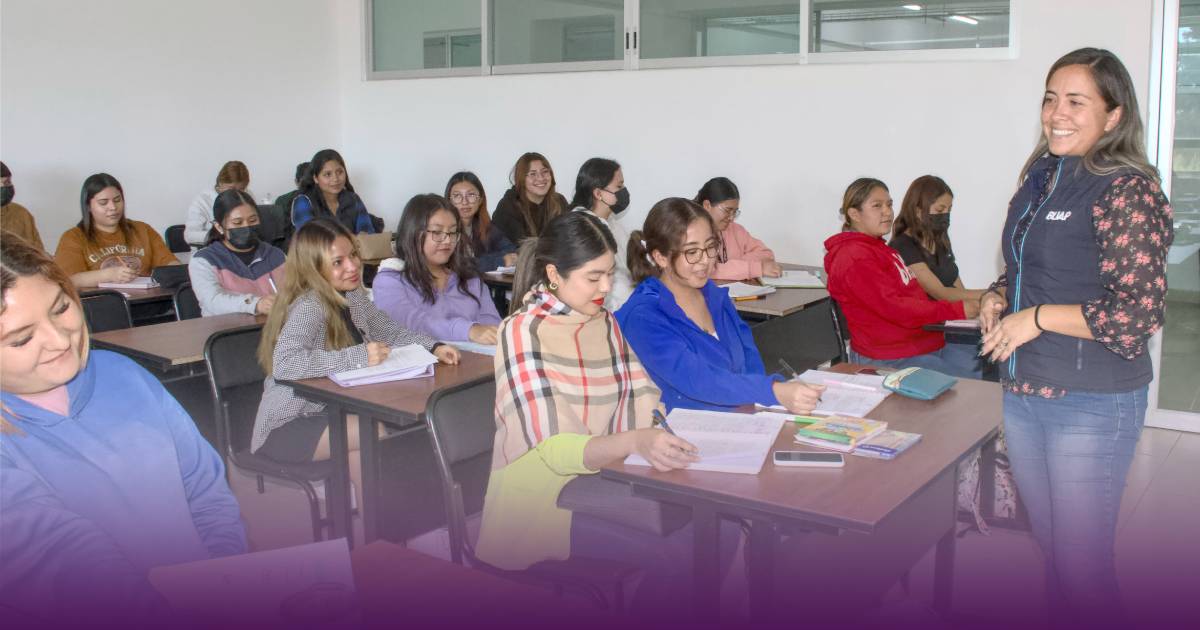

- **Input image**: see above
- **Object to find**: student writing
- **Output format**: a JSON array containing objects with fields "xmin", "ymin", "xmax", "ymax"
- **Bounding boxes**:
[{"xmin": 188, "ymin": 188, "xmax": 285, "ymax": 316}]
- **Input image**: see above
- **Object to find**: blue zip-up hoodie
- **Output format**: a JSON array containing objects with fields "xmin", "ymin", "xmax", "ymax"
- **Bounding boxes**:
[
  {"xmin": 616, "ymin": 276, "xmax": 780, "ymax": 412},
  {"xmin": 0, "ymin": 350, "xmax": 246, "ymax": 620}
]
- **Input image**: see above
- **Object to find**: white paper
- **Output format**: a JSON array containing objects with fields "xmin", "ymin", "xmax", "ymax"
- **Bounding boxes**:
[
  {"xmin": 329, "ymin": 344, "xmax": 438, "ymax": 387},
  {"xmin": 149, "ymin": 539, "xmax": 355, "ymax": 620},
  {"xmin": 98, "ymin": 276, "xmax": 158, "ymax": 289},
  {"xmin": 488, "ymin": 266, "xmax": 516, "ymax": 275},
  {"xmin": 724, "ymin": 282, "xmax": 776, "ymax": 299},
  {"xmin": 755, "ymin": 370, "xmax": 890, "ymax": 418},
  {"xmin": 760, "ymin": 270, "xmax": 825, "ymax": 288},
  {"xmin": 943, "ymin": 319, "xmax": 981, "ymax": 329},
  {"xmin": 446, "ymin": 340, "xmax": 498, "ymax": 356},
  {"xmin": 624, "ymin": 409, "xmax": 786, "ymax": 474}
]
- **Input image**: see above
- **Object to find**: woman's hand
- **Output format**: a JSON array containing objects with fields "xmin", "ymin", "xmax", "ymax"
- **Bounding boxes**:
[
  {"xmin": 434, "ymin": 344, "xmax": 460, "ymax": 365},
  {"xmin": 106, "ymin": 265, "xmax": 138, "ymax": 283},
  {"xmin": 978, "ymin": 291, "xmax": 1007, "ymax": 334},
  {"xmin": 468, "ymin": 324, "xmax": 498, "ymax": 345},
  {"xmin": 761, "ymin": 260, "xmax": 783, "ymax": 278},
  {"xmin": 254, "ymin": 294, "xmax": 276, "ymax": 315},
  {"xmin": 772, "ymin": 381, "xmax": 826, "ymax": 415},
  {"xmin": 961, "ymin": 297, "xmax": 980, "ymax": 319},
  {"xmin": 502, "ymin": 253, "xmax": 519, "ymax": 267},
  {"xmin": 980, "ymin": 307, "xmax": 1040, "ymax": 363},
  {"xmin": 630, "ymin": 428, "xmax": 700, "ymax": 472},
  {"xmin": 365, "ymin": 341, "xmax": 391, "ymax": 366}
]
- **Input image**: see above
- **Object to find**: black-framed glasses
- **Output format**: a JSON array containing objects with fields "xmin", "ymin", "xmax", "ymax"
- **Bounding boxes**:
[
  {"xmin": 681, "ymin": 242, "xmax": 721, "ymax": 264},
  {"xmin": 425, "ymin": 230, "xmax": 461, "ymax": 243}
]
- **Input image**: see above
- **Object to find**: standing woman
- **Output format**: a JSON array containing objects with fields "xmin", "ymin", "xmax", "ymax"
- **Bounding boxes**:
[
  {"xmin": 188, "ymin": 189, "xmax": 286, "ymax": 317},
  {"xmin": 694, "ymin": 177, "xmax": 782, "ymax": 280},
  {"xmin": 291, "ymin": 149, "xmax": 376, "ymax": 234},
  {"xmin": 570, "ymin": 157, "xmax": 633, "ymax": 309},
  {"xmin": 980, "ymin": 48, "xmax": 1173, "ymax": 623},
  {"xmin": 889, "ymin": 175, "xmax": 986, "ymax": 303},
  {"xmin": 445, "ymin": 171, "xmax": 517, "ymax": 272},
  {"xmin": 55, "ymin": 173, "xmax": 179, "ymax": 289},
  {"xmin": 184, "ymin": 160, "xmax": 254, "ymax": 247},
  {"xmin": 373, "ymin": 194, "xmax": 501, "ymax": 345},
  {"xmin": 490, "ymin": 152, "xmax": 568, "ymax": 245}
]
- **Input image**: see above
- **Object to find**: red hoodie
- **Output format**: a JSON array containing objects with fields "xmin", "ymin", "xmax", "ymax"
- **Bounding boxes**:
[{"xmin": 823, "ymin": 231, "xmax": 964, "ymax": 360}]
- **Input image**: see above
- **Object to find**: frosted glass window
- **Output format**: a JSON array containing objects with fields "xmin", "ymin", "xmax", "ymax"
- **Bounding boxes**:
[
  {"xmin": 372, "ymin": 0, "xmax": 481, "ymax": 72},
  {"xmin": 810, "ymin": 1, "xmax": 1010, "ymax": 53},
  {"xmin": 640, "ymin": 1, "xmax": 801, "ymax": 60},
  {"xmin": 490, "ymin": 0, "xmax": 624, "ymax": 66}
]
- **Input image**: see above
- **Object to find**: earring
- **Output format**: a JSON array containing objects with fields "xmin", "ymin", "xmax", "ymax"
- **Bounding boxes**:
[{"xmin": 548, "ymin": 281, "xmax": 559, "ymax": 291}]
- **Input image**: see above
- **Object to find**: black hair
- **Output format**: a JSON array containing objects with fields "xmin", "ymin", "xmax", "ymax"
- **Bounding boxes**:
[
  {"xmin": 0, "ymin": 162, "xmax": 10, "ymax": 178},
  {"xmin": 205, "ymin": 189, "xmax": 260, "ymax": 246},
  {"xmin": 628, "ymin": 198, "xmax": 717, "ymax": 284},
  {"xmin": 294, "ymin": 162, "xmax": 310, "ymax": 187},
  {"xmin": 510, "ymin": 211, "xmax": 617, "ymax": 315},
  {"xmin": 394, "ymin": 193, "xmax": 479, "ymax": 306},
  {"xmin": 78, "ymin": 173, "xmax": 134, "ymax": 244},
  {"xmin": 693, "ymin": 177, "xmax": 740, "ymax": 206},
  {"xmin": 444, "ymin": 171, "xmax": 493, "ymax": 248},
  {"xmin": 570, "ymin": 157, "xmax": 621, "ymax": 210},
  {"xmin": 299, "ymin": 149, "xmax": 355, "ymax": 217}
]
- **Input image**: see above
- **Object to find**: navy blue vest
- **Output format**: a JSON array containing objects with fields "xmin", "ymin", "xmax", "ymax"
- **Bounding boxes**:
[{"xmin": 1001, "ymin": 155, "xmax": 1152, "ymax": 393}]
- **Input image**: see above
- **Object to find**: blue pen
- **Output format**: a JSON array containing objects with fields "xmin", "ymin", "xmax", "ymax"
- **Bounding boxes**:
[{"xmin": 652, "ymin": 409, "xmax": 698, "ymax": 455}]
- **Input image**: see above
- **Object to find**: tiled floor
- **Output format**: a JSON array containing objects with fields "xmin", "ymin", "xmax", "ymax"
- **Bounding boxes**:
[{"xmin": 231, "ymin": 428, "xmax": 1200, "ymax": 625}]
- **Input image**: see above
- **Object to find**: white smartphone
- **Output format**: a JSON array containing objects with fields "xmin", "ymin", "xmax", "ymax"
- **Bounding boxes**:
[{"xmin": 773, "ymin": 451, "xmax": 845, "ymax": 468}]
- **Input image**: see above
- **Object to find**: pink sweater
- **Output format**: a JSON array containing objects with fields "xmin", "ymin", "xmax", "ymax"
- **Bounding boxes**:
[{"xmin": 712, "ymin": 221, "xmax": 775, "ymax": 281}]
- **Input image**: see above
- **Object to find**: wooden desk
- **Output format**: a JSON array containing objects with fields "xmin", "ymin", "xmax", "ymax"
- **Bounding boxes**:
[
  {"xmin": 281, "ymin": 352, "xmax": 494, "ymax": 545},
  {"xmin": 482, "ymin": 270, "xmax": 514, "ymax": 289},
  {"xmin": 602, "ymin": 366, "xmax": 1002, "ymax": 621},
  {"xmin": 90, "ymin": 312, "xmax": 265, "ymax": 372}
]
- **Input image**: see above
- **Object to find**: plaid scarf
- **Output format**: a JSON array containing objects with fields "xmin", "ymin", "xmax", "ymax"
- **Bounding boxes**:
[{"xmin": 492, "ymin": 286, "xmax": 661, "ymax": 469}]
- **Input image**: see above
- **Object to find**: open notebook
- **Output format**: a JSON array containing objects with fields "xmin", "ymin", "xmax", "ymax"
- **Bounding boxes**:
[
  {"xmin": 758, "ymin": 369, "xmax": 891, "ymax": 418},
  {"xmin": 724, "ymin": 282, "xmax": 776, "ymax": 299},
  {"xmin": 329, "ymin": 344, "xmax": 437, "ymax": 387},
  {"xmin": 98, "ymin": 276, "xmax": 158, "ymax": 290},
  {"xmin": 760, "ymin": 270, "xmax": 825, "ymax": 289},
  {"xmin": 625, "ymin": 409, "xmax": 788, "ymax": 474}
]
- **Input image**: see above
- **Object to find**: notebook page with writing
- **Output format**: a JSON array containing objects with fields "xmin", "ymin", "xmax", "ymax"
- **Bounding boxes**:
[
  {"xmin": 329, "ymin": 344, "xmax": 438, "ymax": 387},
  {"xmin": 754, "ymin": 370, "xmax": 890, "ymax": 417},
  {"xmin": 624, "ymin": 409, "xmax": 786, "ymax": 474}
]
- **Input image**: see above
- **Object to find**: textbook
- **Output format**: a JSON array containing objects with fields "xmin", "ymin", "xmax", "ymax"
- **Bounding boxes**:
[
  {"xmin": 850, "ymin": 429, "xmax": 923, "ymax": 460},
  {"xmin": 625, "ymin": 409, "xmax": 787, "ymax": 474},
  {"xmin": 724, "ymin": 282, "xmax": 776, "ymax": 299},
  {"xmin": 760, "ymin": 270, "xmax": 825, "ymax": 289},
  {"xmin": 98, "ymin": 276, "xmax": 158, "ymax": 290},
  {"xmin": 793, "ymin": 415, "xmax": 888, "ymax": 452},
  {"xmin": 329, "ymin": 344, "xmax": 437, "ymax": 387}
]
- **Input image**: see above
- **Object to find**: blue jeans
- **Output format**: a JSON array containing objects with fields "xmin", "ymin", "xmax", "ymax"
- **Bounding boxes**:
[
  {"xmin": 1003, "ymin": 387, "xmax": 1146, "ymax": 625},
  {"xmin": 570, "ymin": 512, "xmax": 741, "ymax": 616},
  {"xmin": 849, "ymin": 343, "xmax": 983, "ymax": 379}
]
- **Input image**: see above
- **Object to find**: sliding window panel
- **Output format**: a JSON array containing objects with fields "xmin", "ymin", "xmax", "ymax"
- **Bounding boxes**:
[
  {"xmin": 490, "ymin": 0, "xmax": 625, "ymax": 74},
  {"xmin": 639, "ymin": 0, "xmax": 803, "ymax": 69},
  {"xmin": 809, "ymin": 0, "xmax": 1013, "ymax": 62},
  {"xmin": 368, "ymin": 0, "xmax": 484, "ymax": 79}
]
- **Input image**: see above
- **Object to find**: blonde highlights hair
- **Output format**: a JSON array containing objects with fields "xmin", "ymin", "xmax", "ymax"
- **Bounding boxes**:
[
  {"xmin": 257, "ymin": 219, "xmax": 360, "ymax": 374},
  {"xmin": 839, "ymin": 178, "xmax": 889, "ymax": 232}
]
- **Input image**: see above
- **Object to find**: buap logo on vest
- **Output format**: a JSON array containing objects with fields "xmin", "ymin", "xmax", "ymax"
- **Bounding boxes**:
[{"xmin": 1045, "ymin": 210, "xmax": 1072, "ymax": 221}]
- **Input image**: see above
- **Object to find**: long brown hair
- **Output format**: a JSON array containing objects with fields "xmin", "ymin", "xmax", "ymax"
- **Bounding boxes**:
[
  {"xmin": 511, "ymin": 152, "xmax": 563, "ymax": 237},
  {"xmin": 1, "ymin": 234, "xmax": 90, "ymax": 432},
  {"xmin": 393, "ymin": 194, "xmax": 479, "ymax": 305},
  {"xmin": 78, "ymin": 173, "xmax": 136, "ymax": 245},
  {"xmin": 444, "ymin": 171, "xmax": 493, "ymax": 250},
  {"xmin": 627, "ymin": 198, "xmax": 716, "ymax": 285},
  {"xmin": 257, "ymin": 219, "xmax": 360, "ymax": 374},
  {"xmin": 892, "ymin": 175, "xmax": 952, "ymax": 255},
  {"xmin": 839, "ymin": 178, "xmax": 889, "ymax": 232}
]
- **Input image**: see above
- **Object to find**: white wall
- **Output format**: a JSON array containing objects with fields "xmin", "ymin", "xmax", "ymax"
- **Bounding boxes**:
[
  {"xmin": 0, "ymin": 0, "xmax": 341, "ymax": 252},
  {"xmin": 334, "ymin": 0, "xmax": 1155, "ymax": 288}
]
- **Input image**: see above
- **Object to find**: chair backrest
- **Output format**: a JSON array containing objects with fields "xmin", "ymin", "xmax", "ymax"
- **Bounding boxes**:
[
  {"xmin": 829, "ymin": 298, "xmax": 850, "ymax": 363},
  {"xmin": 174, "ymin": 282, "xmax": 202, "ymax": 320},
  {"xmin": 165, "ymin": 224, "xmax": 190, "ymax": 253},
  {"xmin": 80, "ymin": 290, "xmax": 132, "ymax": 333},
  {"xmin": 204, "ymin": 326, "xmax": 267, "ymax": 461},
  {"xmin": 151, "ymin": 264, "xmax": 190, "ymax": 289},
  {"xmin": 751, "ymin": 299, "xmax": 844, "ymax": 373},
  {"xmin": 423, "ymin": 377, "xmax": 498, "ymax": 564}
]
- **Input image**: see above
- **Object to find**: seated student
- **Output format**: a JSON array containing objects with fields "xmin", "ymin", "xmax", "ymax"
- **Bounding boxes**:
[
  {"xmin": 184, "ymin": 160, "xmax": 254, "ymax": 247},
  {"xmin": 616, "ymin": 198, "xmax": 824, "ymax": 413},
  {"xmin": 372, "ymin": 194, "xmax": 501, "ymax": 345},
  {"xmin": 291, "ymin": 149, "xmax": 375, "ymax": 234},
  {"xmin": 889, "ymin": 175, "xmax": 986, "ymax": 305},
  {"xmin": 0, "ymin": 238, "xmax": 246, "ymax": 621},
  {"xmin": 445, "ymin": 171, "xmax": 516, "ymax": 273},
  {"xmin": 694, "ymin": 177, "xmax": 782, "ymax": 281},
  {"xmin": 570, "ymin": 157, "xmax": 634, "ymax": 310},
  {"xmin": 267, "ymin": 161, "xmax": 309, "ymax": 248},
  {"xmin": 55, "ymin": 173, "xmax": 180, "ymax": 289},
  {"xmin": 475, "ymin": 211, "xmax": 737, "ymax": 616},
  {"xmin": 252, "ymin": 218, "xmax": 458, "ymax": 510},
  {"xmin": 188, "ymin": 189, "xmax": 286, "ymax": 317},
  {"xmin": 1, "ymin": 161, "xmax": 44, "ymax": 250},
  {"xmin": 824, "ymin": 178, "xmax": 980, "ymax": 378},
  {"xmin": 490, "ymin": 152, "xmax": 568, "ymax": 245}
]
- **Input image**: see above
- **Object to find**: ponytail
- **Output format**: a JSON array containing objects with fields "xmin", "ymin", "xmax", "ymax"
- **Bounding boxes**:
[
  {"xmin": 507, "ymin": 212, "xmax": 617, "ymax": 315},
  {"xmin": 630, "ymin": 198, "xmax": 715, "ymax": 286},
  {"xmin": 509, "ymin": 237, "xmax": 541, "ymax": 315},
  {"xmin": 626, "ymin": 230, "xmax": 657, "ymax": 285}
]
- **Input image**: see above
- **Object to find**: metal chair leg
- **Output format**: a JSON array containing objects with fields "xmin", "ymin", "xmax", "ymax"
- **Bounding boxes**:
[{"xmin": 256, "ymin": 475, "xmax": 265, "ymax": 493}]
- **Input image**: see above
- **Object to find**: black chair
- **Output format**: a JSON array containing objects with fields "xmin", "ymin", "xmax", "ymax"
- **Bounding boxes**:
[
  {"xmin": 424, "ymin": 378, "xmax": 638, "ymax": 611},
  {"xmin": 151, "ymin": 264, "xmax": 190, "ymax": 289},
  {"xmin": 80, "ymin": 290, "xmax": 132, "ymax": 333},
  {"xmin": 752, "ymin": 299, "xmax": 845, "ymax": 373},
  {"xmin": 829, "ymin": 298, "xmax": 851, "ymax": 364},
  {"xmin": 204, "ymin": 326, "xmax": 334, "ymax": 542},
  {"xmin": 165, "ymin": 224, "xmax": 190, "ymax": 253},
  {"xmin": 174, "ymin": 282, "xmax": 202, "ymax": 321}
]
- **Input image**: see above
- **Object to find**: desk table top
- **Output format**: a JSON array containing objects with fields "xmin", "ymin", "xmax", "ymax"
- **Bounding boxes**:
[{"xmin": 90, "ymin": 313, "xmax": 265, "ymax": 370}]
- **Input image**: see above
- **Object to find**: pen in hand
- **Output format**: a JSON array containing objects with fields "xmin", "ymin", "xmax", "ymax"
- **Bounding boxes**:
[
  {"xmin": 779, "ymin": 358, "xmax": 823, "ymax": 403},
  {"xmin": 652, "ymin": 409, "xmax": 698, "ymax": 456}
]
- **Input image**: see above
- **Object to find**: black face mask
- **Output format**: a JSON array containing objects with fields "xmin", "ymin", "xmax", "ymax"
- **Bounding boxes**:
[
  {"xmin": 928, "ymin": 213, "xmax": 951, "ymax": 233},
  {"xmin": 225, "ymin": 225, "xmax": 260, "ymax": 250},
  {"xmin": 0, "ymin": 185, "xmax": 13, "ymax": 207},
  {"xmin": 608, "ymin": 187, "xmax": 631, "ymax": 215}
]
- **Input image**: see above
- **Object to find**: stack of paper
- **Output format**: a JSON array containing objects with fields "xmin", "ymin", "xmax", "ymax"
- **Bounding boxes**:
[
  {"xmin": 98, "ymin": 276, "xmax": 158, "ymax": 290},
  {"xmin": 761, "ymin": 270, "xmax": 825, "ymax": 288},
  {"xmin": 625, "ymin": 409, "xmax": 787, "ymax": 474},
  {"xmin": 329, "ymin": 344, "xmax": 437, "ymax": 387},
  {"xmin": 725, "ymin": 282, "xmax": 776, "ymax": 299}
]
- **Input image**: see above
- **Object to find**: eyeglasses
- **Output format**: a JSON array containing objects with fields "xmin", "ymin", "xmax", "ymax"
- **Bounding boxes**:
[
  {"xmin": 449, "ymin": 192, "xmax": 480, "ymax": 203},
  {"xmin": 715, "ymin": 205, "xmax": 741, "ymax": 219},
  {"xmin": 526, "ymin": 169, "xmax": 552, "ymax": 182},
  {"xmin": 425, "ymin": 230, "xmax": 461, "ymax": 243},
  {"xmin": 681, "ymin": 242, "xmax": 721, "ymax": 264}
]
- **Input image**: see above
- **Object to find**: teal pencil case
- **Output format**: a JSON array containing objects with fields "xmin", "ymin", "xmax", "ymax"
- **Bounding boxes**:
[{"xmin": 882, "ymin": 367, "xmax": 957, "ymax": 400}]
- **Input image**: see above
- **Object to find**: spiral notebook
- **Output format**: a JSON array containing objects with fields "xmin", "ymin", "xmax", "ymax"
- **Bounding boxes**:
[{"xmin": 329, "ymin": 345, "xmax": 437, "ymax": 387}]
